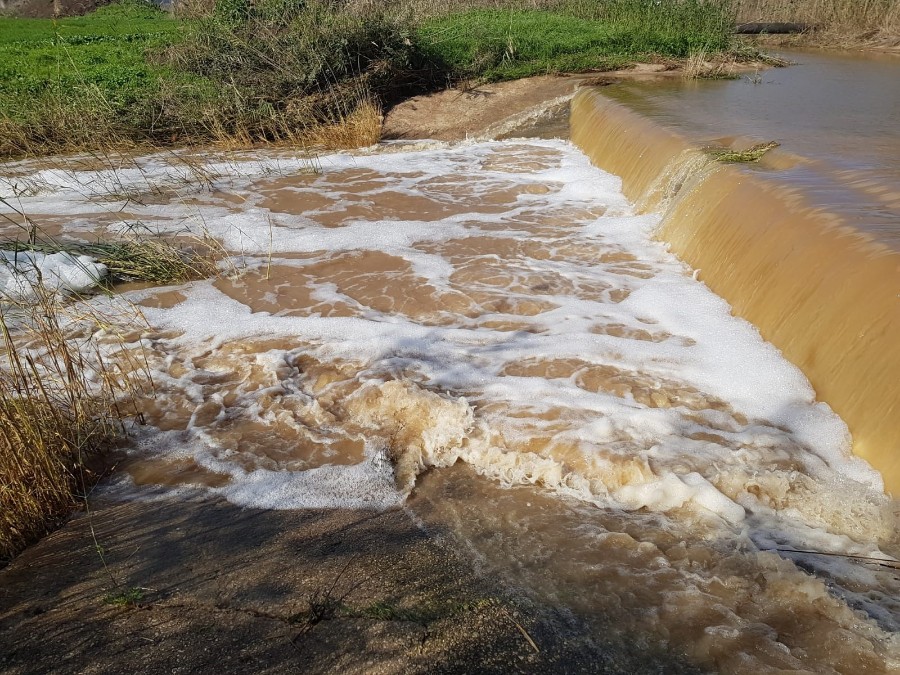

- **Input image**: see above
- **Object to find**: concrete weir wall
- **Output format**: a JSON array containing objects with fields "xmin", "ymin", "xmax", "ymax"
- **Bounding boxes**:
[{"xmin": 570, "ymin": 87, "xmax": 900, "ymax": 494}]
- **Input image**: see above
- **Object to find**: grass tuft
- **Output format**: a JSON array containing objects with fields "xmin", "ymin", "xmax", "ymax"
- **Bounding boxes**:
[
  {"xmin": 683, "ymin": 47, "xmax": 738, "ymax": 79},
  {"xmin": 708, "ymin": 140, "xmax": 780, "ymax": 163},
  {"xmin": 0, "ymin": 236, "xmax": 220, "ymax": 286},
  {"xmin": 103, "ymin": 587, "xmax": 145, "ymax": 607}
]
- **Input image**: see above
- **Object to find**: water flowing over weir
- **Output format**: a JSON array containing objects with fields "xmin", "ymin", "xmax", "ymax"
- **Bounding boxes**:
[
  {"xmin": 570, "ymin": 88, "xmax": 900, "ymax": 495},
  {"xmin": 3, "ymin": 133, "xmax": 900, "ymax": 671}
]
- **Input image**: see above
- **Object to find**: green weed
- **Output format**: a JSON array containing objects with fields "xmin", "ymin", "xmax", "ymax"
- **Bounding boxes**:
[
  {"xmin": 104, "ymin": 587, "xmax": 145, "ymax": 607},
  {"xmin": 709, "ymin": 140, "xmax": 779, "ymax": 163}
]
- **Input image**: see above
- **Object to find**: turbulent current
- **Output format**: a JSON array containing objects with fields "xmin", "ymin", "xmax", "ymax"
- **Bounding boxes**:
[{"xmin": 2, "ymin": 138, "xmax": 898, "ymax": 672}]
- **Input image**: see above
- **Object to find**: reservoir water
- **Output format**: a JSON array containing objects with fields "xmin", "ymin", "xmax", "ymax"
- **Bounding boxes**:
[{"xmin": 601, "ymin": 49, "xmax": 900, "ymax": 243}]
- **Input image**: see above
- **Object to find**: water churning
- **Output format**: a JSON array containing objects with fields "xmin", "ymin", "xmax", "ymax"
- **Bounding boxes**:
[{"xmin": 3, "ymin": 127, "xmax": 898, "ymax": 670}]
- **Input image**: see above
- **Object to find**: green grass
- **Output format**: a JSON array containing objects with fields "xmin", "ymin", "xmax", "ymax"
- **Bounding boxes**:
[
  {"xmin": 0, "ymin": 0, "xmax": 736, "ymax": 156},
  {"xmin": 417, "ymin": 2, "xmax": 735, "ymax": 82},
  {"xmin": 0, "ymin": 0, "xmax": 407, "ymax": 155},
  {"xmin": 104, "ymin": 587, "xmax": 145, "ymax": 607},
  {"xmin": 0, "ymin": 2, "xmax": 182, "ymax": 119},
  {"xmin": 417, "ymin": 11, "xmax": 630, "ymax": 80}
]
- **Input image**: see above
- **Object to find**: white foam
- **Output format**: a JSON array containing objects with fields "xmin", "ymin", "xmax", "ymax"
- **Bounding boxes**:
[
  {"xmin": 14, "ymin": 136, "xmax": 890, "ymax": 672},
  {"xmin": 216, "ymin": 456, "xmax": 403, "ymax": 511},
  {"xmin": 0, "ymin": 249, "xmax": 106, "ymax": 300}
]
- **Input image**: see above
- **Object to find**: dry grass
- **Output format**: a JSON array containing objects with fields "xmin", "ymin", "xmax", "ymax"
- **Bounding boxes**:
[
  {"xmin": 0, "ymin": 237, "xmax": 222, "ymax": 285},
  {"xmin": 0, "ymin": 287, "xmax": 146, "ymax": 562},
  {"xmin": 683, "ymin": 47, "xmax": 738, "ymax": 79},
  {"xmin": 299, "ymin": 99, "xmax": 384, "ymax": 150},
  {"xmin": 0, "ymin": 90, "xmax": 136, "ymax": 160},
  {"xmin": 732, "ymin": 0, "xmax": 900, "ymax": 43},
  {"xmin": 0, "ymin": 187, "xmax": 224, "ymax": 562}
]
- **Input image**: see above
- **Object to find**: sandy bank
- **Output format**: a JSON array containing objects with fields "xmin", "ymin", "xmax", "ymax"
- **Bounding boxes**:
[{"xmin": 382, "ymin": 65, "xmax": 704, "ymax": 142}]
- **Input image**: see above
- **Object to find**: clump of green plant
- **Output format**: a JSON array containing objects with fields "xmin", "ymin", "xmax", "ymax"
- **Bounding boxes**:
[
  {"xmin": 708, "ymin": 140, "xmax": 779, "ymax": 163},
  {"xmin": 104, "ymin": 587, "xmax": 145, "ymax": 607},
  {"xmin": 683, "ymin": 46, "xmax": 740, "ymax": 79}
]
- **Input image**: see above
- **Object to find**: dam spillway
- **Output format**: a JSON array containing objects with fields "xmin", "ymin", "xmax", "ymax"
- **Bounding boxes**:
[{"xmin": 571, "ymin": 83, "xmax": 900, "ymax": 495}]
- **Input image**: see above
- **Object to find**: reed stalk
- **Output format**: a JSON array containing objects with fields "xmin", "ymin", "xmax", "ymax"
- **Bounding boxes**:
[{"xmin": 0, "ymin": 285, "xmax": 146, "ymax": 562}]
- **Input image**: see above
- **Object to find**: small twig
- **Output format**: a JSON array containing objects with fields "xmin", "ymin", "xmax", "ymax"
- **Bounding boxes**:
[
  {"xmin": 773, "ymin": 547, "xmax": 900, "ymax": 570},
  {"xmin": 499, "ymin": 607, "xmax": 539, "ymax": 654}
]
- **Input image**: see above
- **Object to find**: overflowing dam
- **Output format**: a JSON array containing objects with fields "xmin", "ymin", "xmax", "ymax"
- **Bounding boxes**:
[{"xmin": 571, "ymin": 51, "xmax": 899, "ymax": 494}]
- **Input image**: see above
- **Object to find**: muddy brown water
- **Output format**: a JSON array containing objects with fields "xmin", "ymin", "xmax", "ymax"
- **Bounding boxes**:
[
  {"xmin": 1, "ymin": 57, "xmax": 899, "ymax": 672},
  {"xmin": 603, "ymin": 50, "xmax": 900, "ymax": 243}
]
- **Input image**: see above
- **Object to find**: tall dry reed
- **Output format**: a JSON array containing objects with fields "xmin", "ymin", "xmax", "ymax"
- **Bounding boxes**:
[
  {"xmin": 0, "ymin": 287, "xmax": 146, "ymax": 562},
  {"xmin": 731, "ymin": 0, "xmax": 900, "ymax": 35}
]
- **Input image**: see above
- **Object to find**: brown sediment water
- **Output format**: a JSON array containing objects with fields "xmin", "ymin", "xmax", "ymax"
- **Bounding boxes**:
[
  {"xmin": 570, "ymin": 62, "xmax": 900, "ymax": 495},
  {"xmin": 3, "ymin": 126, "xmax": 899, "ymax": 671}
]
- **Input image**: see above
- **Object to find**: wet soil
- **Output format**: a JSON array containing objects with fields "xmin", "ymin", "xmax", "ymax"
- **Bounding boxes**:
[{"xmin": 0, "ymin": 487, "xmax": 698, "ymax": 674}]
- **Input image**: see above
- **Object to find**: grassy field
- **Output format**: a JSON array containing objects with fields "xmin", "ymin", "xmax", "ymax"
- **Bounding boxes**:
[
  {"xmin": 0, "ymin": 2, "xmax": 198, "ymax": 155},
  {"xmin": 0, "ymin": 0, "xmax": 738, "ymax": 157},
  {"xmin": 0, "ymin": 4, "xmax": 177, "ymax": 113},
  {"xmin": 417, "ymin": 3, "xmax": 733, "ymax": 81}
]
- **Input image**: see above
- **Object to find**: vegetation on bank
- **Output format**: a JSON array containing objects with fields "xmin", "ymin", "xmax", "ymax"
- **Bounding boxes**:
[
  {"xmin": 418, "ymin": 1, "xmax": 733, "ymax": 82},
  {"xmin": 0, "ymin": 286, "xmax": 143, "ymax": 562},
  {"xmin": 0, "ymin": 230, "xmax": 221, "ymax": 562},
  {"xmin": 732, "ymin": 0, "xmax": 900, "ymax": 41},
  {"xmin": 1, "ymin": 0, "xmax": 896, "ymax": 158},
  {"xmin": 0, "ymin": 185, "xmax": 222, "ymax": 562},
  {"xmin": 0, "ymin": 0, "xmax": 738, "ymax": 157},
  {"xmin": 0, "ymin": 2, "xmax": 188, "ymax": 156}
]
